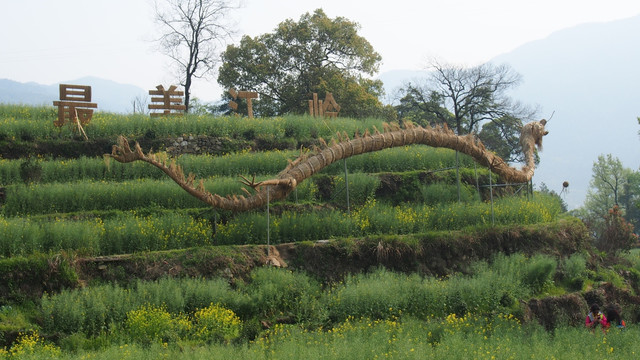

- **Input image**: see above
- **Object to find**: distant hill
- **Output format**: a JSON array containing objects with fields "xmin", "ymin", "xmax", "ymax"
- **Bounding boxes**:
[
  {"xmin": 491, "ymin": 14, "xmax": 640, "ymax": 210},
  {"xmin": 0, "ymin": 79, "xmax": 57, "ymax": 107},
  {"xmin": 378, "ymin": 14, "xmax": 640, "ymax": 209},
  {"xmin": 0, "ymin": 77, "xmax": 147, "ymax": 114}
]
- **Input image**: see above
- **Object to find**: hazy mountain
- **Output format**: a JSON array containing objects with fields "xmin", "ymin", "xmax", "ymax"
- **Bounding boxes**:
[
  {"xmin": 0, "ymin": 79, "xmax": 57, "ymax": 107},
  {"xmin": 378, "ymin": 14, "xmax": 640, "ymax": 209},
  {"xmin": 0, "ymin": 77, "xmax": 147, "ymax": 114},
  {"xmin": 492, "ymin": 14, "xmax": 640, "ymax": 210}
]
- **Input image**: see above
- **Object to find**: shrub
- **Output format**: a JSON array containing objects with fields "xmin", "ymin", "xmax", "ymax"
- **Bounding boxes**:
[
  {"xmin": 597, "ymin": 205, "xmax": 639, "ymax": 254},
  {"xmin": 326, "ymin": 268, "xmax": 418, "ymax": 322},
  {"xmin": 561, "ymin": 254, "xmax": 586, "ymax": 279},
  {"xmin": 6, "ymin": 330, "xmax": 61, "ymax": 358},
  {"xmin": 522, "ymin": 254, "xmax": 557, "ymax": 294},
  {"xmin": 560, "ymin": 253, "xmax": 587, "ymax": 291},
  {"xmin": 18, "ymin": 157, "xmax": 42, "ymax": 184},
  {"xmin": 620, "ymin": 249, "xmax": 640, "ymax": 273},
  {"xmin": 192, "ymin": 303, "xmax": 242, "ymax": 343},
  {"xmin": 123, "ymin": 304, "xmax": 190, "ymax": 345},
  {"xmin": 243, "ymin": 267, "xmax": 324, "ymax": 324}
]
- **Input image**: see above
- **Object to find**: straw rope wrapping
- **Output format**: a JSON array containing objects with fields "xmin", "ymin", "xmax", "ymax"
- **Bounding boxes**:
[{"xmin": 107, "ymin": 120, "xmax": 548, "ymax": 211}]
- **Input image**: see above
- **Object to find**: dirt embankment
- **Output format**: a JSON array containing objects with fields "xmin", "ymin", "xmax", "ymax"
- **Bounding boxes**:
[
  {"xmin": 0, "ymin": 219, "xmax": 586, "ymax": 304},
  {"xmin": 70, "ymin": 218, "xmax": 588, "ymax": 284}
]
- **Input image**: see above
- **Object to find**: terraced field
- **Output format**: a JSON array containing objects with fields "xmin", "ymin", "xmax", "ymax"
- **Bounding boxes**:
[{"xmin": 0, "ymin": 105, "xmax": 638, "ymax": 359}]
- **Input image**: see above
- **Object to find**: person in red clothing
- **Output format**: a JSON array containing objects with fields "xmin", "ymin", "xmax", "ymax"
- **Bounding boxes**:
[{"xmin": 585, "ymin": 304, "xmax": 609, "ymax": 332}]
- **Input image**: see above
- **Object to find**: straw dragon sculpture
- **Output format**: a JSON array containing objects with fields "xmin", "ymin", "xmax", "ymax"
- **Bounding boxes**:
[{"xmin": 107, "ymin": 120, "xmax": 548, "ymax": 212}]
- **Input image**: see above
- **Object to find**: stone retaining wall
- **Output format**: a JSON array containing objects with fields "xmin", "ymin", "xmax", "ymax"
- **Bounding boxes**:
[{"xmin": 165, "ymin": 135, "xmax": 246, "ymax": 156}]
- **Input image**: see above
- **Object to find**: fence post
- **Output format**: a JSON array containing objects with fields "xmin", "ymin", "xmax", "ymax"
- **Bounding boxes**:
[
  {"xmin": 456, "ymin": 151, "xmax": 461, "ymax": 203},
  {"xmin": 474, "ymin": 162, "xmax": 480, "ymax": 199},
  {"xmin": 530, "ymin": 178, "xmax": 534, "ymax": 200},
  {"xmin": 344, "ymin": 158, "xmax": 350, "ymax": 215},
  {"xmin": 266, "ymin": 186, "xmax": 270, "ymax": 257},
  {"xmin": 489, "ymin": 170, "xmax": 495, "ymax": 226}
]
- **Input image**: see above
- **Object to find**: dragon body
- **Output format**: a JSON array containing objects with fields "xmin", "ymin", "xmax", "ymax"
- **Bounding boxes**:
[{"xmin": 108, "ymin": 120, "xmax": 548, "ymax": 211}]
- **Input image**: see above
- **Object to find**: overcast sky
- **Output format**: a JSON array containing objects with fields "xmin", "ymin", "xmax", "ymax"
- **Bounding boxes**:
[{"xmin": 2, "ymin": 0, "xmax": 640, "ymax": 101}]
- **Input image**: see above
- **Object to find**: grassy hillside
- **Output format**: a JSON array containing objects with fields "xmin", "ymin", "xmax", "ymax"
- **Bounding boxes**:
[{"xmin": 0, "ymin": 104, "xmax": 638, "ymax": 359}]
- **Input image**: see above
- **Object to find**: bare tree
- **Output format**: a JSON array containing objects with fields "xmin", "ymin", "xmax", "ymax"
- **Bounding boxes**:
[
  {"xmin": 397, "ymin": 59, "xmax": 538, "ymax": 162},
  {"xmin": 131, "ymin": 94, "xmax": 149, "ymax": 114},
  {"xmin": 428, "ymin": 59, "xmax": 536, "ymax": 136},
  {"xmin": 154, "ymin": 0, "xmax": 238, "ymax": 112}
]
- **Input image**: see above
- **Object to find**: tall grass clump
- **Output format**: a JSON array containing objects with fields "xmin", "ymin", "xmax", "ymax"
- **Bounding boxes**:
[
  {"xmin": 487, "ymin": 252, "xmax": 558, "ymax": 296},
  {"xmin": 332, "ymin": 172, "xmax": 380, "ymax": 206},
  {"xmin": 521, "ymin": 254, "xmax": 558, "ymax": 294},
  {"xmin": 325, "ymin": 253, "xmax": 561, "ymax": 324},
  {"xmin": 326, "ymin": 268, "xmax": 423, "ymax": 322},
  {"xmin": 241, "ymin": 267, "xmax": 324, "ymax": 325},
  {"xmin": 40, "ymin": 277, "xmax": 245, "ymax": 337},
  {"xmin": 559, "ymin": 253, "xmax": 587, "ymax": 291},
  {"xmin": 325, "ymin": 263, "xmax": 531, "ymax": 323},
  {"xmin": 621, "ymin": 249, "xmax": 640, "ymax": 273}
]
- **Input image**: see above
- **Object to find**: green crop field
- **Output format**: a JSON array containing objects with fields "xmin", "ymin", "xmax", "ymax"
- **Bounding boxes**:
[{"xmin": 0, "ymin": 104, "xmax": 637, "ymax": 359}]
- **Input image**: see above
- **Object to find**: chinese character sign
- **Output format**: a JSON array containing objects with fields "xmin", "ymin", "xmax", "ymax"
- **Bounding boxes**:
[
  {"xmin": 228, "ymin": 88, "xmax": 258, "ymax": 118},
  {"xmin": 148, "ymin": 85, "xmax": 186, "ymax": 117},
  {"xmin": 308, "ymin": 92, "xmax": 340, "ymax": 118},
  {"xmin": 52, "ymin": 84, "xmax": 98, "ymax": 127}
]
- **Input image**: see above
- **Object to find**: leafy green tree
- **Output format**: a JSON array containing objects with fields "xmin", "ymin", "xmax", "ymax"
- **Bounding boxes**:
[
  {"xmin": 584, "ymin": 154, "xmax": 629, "ymax": 214},
  {"xmin": 395, "ymin": 61, "xmax": 537, "ymax": 162},
  {"xmin": 394, "ymin": 85, "xmax": 451, "ymax": 128},
  {"xmin": 622, "ymin": 171, "xmax": 640, "ymax": 230},
  {"xmin": 579, "ymin": 154, "xmax": 639, "ymax": 237},
  {"xmin": 217, "ymin": 9, "xmax": 385, "ymax": 117},
  {"xmin": 478, "ymin": 115, "xmax": 528, "ymax": 163}
]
